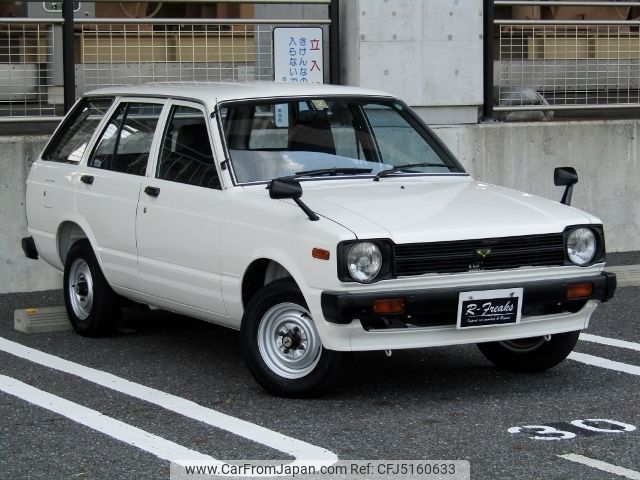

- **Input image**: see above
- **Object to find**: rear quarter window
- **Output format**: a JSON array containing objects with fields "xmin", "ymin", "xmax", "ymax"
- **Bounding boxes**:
[{"xmin": 42, "ymin": 97, "xmax": 114, "ymax": 163}]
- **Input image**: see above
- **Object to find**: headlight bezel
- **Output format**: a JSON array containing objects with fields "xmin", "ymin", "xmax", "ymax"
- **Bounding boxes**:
[
  {"xmin": 337, "ymin": 239, "xmax": 394, "ymax": 283},
  {"xmin": 563, "ymin": 225, "xmax": 606, "ymax": 267}
]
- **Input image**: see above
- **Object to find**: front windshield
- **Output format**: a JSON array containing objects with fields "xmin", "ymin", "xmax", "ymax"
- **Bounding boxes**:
[{"xmin": 219, "ymin": 97, "xmax": 464, "ymax": 184}]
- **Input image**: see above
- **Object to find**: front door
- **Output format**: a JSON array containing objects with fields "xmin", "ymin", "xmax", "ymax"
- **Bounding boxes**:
[{"xmin": 136, "ymin": 101, "xmax": 227, "ymax": 318}]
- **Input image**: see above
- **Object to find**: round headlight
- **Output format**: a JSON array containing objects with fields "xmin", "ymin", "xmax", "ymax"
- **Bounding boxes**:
[
  {"xmin": 567, "ymin": 228, "xmax": 597, "ymax": 266},
  {"xmin": 347, "ymin": 242, "xmax": 383, "ymax": 283}
]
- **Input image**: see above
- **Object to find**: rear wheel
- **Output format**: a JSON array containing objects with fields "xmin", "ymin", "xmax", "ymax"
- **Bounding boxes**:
[
  {"xmin": 240, "ymin": 279, "xmax": 342, "ymax": 397},
  {"xmin": 63, "ymin": 240, "xmax": 120, "ymax": 337},
  {"xmin": 477, "ymin": 331, "xmax": 580, "ymax": 372}
]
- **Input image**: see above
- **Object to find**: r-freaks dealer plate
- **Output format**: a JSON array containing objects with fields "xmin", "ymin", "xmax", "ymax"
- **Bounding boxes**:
[{"xmin": 456, "ymin": 288, "xmax": 523, "ymax": 329}]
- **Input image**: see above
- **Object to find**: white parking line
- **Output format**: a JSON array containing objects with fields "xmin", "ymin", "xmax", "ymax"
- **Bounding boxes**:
[
  {"xmin": 0, "ymin": 337, "xmax": 337, "ymax": 466},
  {"xmin": 0, "ymin": 374, "xmax": 219, "ymax": 467},
  {"xmin": 580, "ymin": 333, "xmax": 640, "ymax": 352},
  {"xmin": 558, "ymin": 454, "xmax": 640, "ymax": 479},
  {"xmin": 569, "ymin": 352, "xmax": 640, "ymax": 376}
]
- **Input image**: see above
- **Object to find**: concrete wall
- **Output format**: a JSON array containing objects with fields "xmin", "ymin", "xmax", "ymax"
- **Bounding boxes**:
[
  {"xmin": 340, "ymin": 0, "xmax": 484, "ymax": 124},
  {"xmin": 432, "ymin": 120, "xmax": 640, "ymax": 254},
  {"xmin": 1, "ymin": 136, "xmax": 62, "ymax": 294},
  {"xmin": 1, "ymin": 120, "xmax": 638, "ymax": 293}
]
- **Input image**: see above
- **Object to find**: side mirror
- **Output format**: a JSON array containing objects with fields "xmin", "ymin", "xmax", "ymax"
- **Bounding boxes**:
[
  {"xmin": 268, "ymin": 177, "xmax": 302, "ymax": 200},
  {"xmin": 554, "ymin": 167, "xmax": 578, "ymax": 205},
  {"xmin": 267, "ymin": 177, "xmax": 319, "ymax": 221}
]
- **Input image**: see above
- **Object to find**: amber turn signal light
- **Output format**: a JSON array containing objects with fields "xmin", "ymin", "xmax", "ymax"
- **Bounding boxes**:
[
  {"xmin": 373, "ymin": 298, "xmax": 405, "ymax": 314},
  {"xmin": 566, "ymin": 283, "xmax": 593, "ymax": 299},
  {"xmin": 312, "ymin": 248, "xmax": 330, "ymax": 260}
]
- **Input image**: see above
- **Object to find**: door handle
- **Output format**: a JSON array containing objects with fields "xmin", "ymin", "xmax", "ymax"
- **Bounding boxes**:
[
  {"xmin": 144, "ymin": 186, "xmax": 160, "ymax": 197},
  {"xmin": 80, "ymin": 175, "xmax": 94, "ymax": 185}
]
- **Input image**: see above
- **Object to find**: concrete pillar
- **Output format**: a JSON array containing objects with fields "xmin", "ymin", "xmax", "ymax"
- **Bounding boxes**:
[{"xmin": 340, "ymin": 0, "xmax": 484, "ymax": 124}]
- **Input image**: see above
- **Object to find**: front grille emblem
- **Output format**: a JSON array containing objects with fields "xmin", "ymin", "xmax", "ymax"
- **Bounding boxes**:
[
  {"xmin": 476, "ymin": 248, "xmax": 492, "ymax": 258},
  {"xmin": 468, "ymin": 262, "xmax": 483, "ymax": 272}
]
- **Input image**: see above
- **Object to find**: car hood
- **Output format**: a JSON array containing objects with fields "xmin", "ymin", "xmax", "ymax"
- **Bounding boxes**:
[{"xmin": 289, "ymin": 177, "xmax": 599, "ymax": 244}]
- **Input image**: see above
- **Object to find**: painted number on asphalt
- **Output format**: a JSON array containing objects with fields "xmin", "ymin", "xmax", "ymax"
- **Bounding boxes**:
[{"xmin": 508, "ymin": 419, "xmax": 636, "ymax": 441}]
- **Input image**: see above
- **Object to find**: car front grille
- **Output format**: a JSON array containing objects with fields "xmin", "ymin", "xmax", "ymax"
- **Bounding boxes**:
[{"xmin": 393, "ymin": 233, "xmax": 566, "ymax": 276}]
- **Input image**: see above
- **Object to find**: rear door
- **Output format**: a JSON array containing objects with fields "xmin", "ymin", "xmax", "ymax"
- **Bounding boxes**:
[
  {"xmin": 77, "ymin": 98, "xmax": 166, "ymax": 290},
  {"xmin": 136, "ymin": 100, "xmax": 228, "ymax": 318}
]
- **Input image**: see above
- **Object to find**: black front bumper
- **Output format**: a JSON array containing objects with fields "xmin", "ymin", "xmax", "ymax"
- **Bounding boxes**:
[
  {"xmin": 321, "ymin": 272, "xmax": 617, "ymax": 328},
  {"xmin": 21, "ymin": 236, "xmax": 38, "ymax": 260}
]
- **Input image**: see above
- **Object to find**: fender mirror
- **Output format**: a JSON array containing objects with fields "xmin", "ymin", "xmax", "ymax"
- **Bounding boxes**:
[
  {"xmin": 267, "ymin": 177, "xmax": 319, "ymax": 221},
  {"xmin": 554, "ymin": 167, "xmax": 578, "ymax": 206},
  {"xmin": 268, "ymin": 177, "xmax": 303, "ymax": 200}
]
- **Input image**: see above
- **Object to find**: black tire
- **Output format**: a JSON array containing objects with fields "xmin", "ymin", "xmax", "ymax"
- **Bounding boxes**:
[
  {"xmin": 240, "ymin": 278, "xmax": 342, "ymax": 398},
  {"xmin": 63, "ymin": 240, "xmax": 120, "ymax": 337},
  {"xmin": 477, "ymin": 331, "xmax": 580, "ymax": 372}
]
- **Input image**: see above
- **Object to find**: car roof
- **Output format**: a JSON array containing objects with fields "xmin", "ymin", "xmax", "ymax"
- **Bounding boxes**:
[{"xmin": 85, "ymin": 82, "xmax": 396, "ymax": 110}]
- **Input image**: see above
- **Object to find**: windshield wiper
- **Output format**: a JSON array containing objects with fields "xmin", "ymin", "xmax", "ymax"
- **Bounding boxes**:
[
  {"xmin": 373, "ymin": 162, "xmax": 456, "ymax": 181},
  {"xmin": 294, "ymin": 167, "xmax": 373, "ymax": 178}
]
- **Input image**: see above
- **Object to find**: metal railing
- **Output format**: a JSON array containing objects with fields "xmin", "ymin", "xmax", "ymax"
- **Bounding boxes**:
[
  {"xmin": 0, "ymin": 18, "xmax": 63, "ymax": 118},
  {"xmin": 0, "ymin": 0, "xmax": 333, "ymax": 121},
  {"xmin": 75, "ymin": 18, "xmax": 329, "ymax": 93},
  {"xmin": 491, "ymin": 0, "xmax": 640, "ymax": 114}
]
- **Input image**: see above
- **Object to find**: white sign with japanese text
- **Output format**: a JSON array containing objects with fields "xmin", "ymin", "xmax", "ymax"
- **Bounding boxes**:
[{"xmin": 273, "ymin": 27, "xmax": 324, "ymax": 84}]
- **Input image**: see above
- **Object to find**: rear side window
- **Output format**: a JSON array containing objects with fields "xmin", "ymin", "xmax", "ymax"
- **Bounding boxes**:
[
  {"xmin": 157, "ymin": 105, "xmax": 220, "ymax": 189},
  {"xmin": 88, "ymin": 102, "xmax": 163, "ymax": 176},
  {"xmin": 42, "ymin": 97, "xmax": 114, "ymax": 163}
]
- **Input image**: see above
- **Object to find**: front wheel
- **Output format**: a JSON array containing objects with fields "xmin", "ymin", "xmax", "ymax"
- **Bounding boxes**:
[
  {"xmin": 477, "ymin": 331, "xmax": 580, "ymax": 372},
  {"xmin": 240, "ymin": 279, "xmax": 342, "ymax": 397}
]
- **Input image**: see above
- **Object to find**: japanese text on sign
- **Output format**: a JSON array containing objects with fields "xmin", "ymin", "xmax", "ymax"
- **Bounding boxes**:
[{"xmin": 273, "ymin": 27, "xmax": 324, "ymax": 84}]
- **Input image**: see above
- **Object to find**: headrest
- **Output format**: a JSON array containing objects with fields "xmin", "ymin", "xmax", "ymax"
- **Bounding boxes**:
[
  {"xmin": 176, "ymin": 123, "xmax": 209, "ymax": 152},
  {"xmin": 296, "ymin": 109, "xmax": 330, "ymax": 126}
]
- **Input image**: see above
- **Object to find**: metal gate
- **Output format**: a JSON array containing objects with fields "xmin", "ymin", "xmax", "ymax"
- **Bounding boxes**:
[
  {"xmin": 0, "ymin": 0, "xmax": 336, "ymax": 121},
  {"xmin": 486, "ymin": 0, "xmax": 640, "ymax": 118}
]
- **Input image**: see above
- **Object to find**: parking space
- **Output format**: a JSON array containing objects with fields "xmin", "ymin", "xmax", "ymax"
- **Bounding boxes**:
[{"xmin": 0, "ymin": 283, "xmax": 638, "ymax": 479}]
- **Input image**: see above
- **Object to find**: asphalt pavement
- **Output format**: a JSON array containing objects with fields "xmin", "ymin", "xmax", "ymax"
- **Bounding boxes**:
[{"xmin": 0, "ymin": 272, "xmax": 638, "ymax": 480}]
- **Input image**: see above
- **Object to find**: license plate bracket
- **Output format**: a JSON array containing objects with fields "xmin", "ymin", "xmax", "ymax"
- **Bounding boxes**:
[{"xmin": 456, "ymin": 288, "xmax": 523, "ymax": 329}]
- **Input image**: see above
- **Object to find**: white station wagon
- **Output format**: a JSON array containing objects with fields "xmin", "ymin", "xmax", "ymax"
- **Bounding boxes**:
[{"xmin": 23, "ymin": 82, "xmax": 616, "ymax": 396}]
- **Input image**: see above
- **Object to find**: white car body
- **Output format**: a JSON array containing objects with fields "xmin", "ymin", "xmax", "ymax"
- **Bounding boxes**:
[{"xmin": 25, "ymin": 82, "xmax": 614, "ymax": 357}]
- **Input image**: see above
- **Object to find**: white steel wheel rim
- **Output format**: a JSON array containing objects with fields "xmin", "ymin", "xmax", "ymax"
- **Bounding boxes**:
[
  {"xmin": 68, "ymin": 258, "xmax": 94, "ymax": 321},
  {"xmin": 500, "ymin": 337, "xmax": 546, "ymax": 353},
  {"xmin": 257, "ymin": 302, "xmax": 322, "ymax": 380}
]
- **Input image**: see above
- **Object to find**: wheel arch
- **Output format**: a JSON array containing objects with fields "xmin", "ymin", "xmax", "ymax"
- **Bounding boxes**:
[
  {"xmin": 241, "ymin": 258, "xmax": 300, "ymax": 308},
  {"xmin": 56, "ymin": 217, "xmax": 100, "ymax": 268}
]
